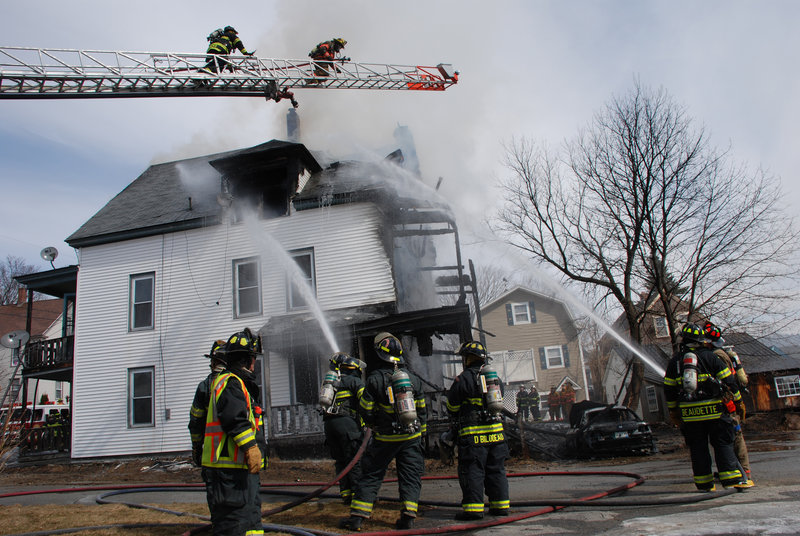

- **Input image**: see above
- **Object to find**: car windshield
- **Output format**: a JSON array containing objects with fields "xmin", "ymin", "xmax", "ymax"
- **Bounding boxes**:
[{"xmin": 587, "ymin": 408, "xmax": 637, "ymax": 425}]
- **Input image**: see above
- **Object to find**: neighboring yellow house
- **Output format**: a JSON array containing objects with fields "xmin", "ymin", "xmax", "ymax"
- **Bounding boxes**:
[{"xmin": 479, "ymin": 286, "xmax": 588, "ymax": 417}]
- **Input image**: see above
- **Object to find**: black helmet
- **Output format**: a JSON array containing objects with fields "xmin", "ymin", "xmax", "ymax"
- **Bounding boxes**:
[
  {"xmin": 224, "ymin": 26, "xmax": 237, "ymax": 34},
  {"xmin": 374, "ymin": 332, "xmax": 403, "ymax": 364},
  {"xmin": 204, "ymin": 339, "xmax": 226, "ymax": 359},
  {"xmin": 330, "ymin": 351, "xmax": 350, "ymax": 371},
  {"xmin": 680, "ymin": 323, "xmax": 708, "ymax": 345},
  {"xmin": 457, "ymin": 341, "xmax": 488, "ymax": 359},
  {"xmin": 340, "ymin": 356, "xmax": 365, "ymax": 374},
  {"xmin": 221, "ymin": 328, "xmax": 260, "ymax": 365}
]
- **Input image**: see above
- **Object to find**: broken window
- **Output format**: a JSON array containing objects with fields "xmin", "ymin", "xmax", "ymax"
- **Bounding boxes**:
[
  {"xmin": 287, "ymin": 248, "xmax": 315, "ymax": 311},
  {"xmin": 775, "ymin": 375, "xmax": 800, "ymax": 398}
]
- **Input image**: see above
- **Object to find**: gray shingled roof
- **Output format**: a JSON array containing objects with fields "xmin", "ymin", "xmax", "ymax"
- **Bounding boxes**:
[
  {"xmin": 723, "ymin": 332, "xmax": 800, "ymax": 373},
  {"xmin": 66, "ymin": 140, "xmax": 314, "ymax": 248}
]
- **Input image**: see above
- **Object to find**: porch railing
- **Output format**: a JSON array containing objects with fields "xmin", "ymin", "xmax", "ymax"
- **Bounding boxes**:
[{"xmin": 23, "ymin": 335, "xmax": 74, "ymax": 370}]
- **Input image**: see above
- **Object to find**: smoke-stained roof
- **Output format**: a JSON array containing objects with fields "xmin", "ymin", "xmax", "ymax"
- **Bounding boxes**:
[{"xmin": 66, "ymin": 140, "xmax": 315, "ymax": 248}]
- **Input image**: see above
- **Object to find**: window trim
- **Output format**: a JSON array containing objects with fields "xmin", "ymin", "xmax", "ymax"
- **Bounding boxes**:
[
  {"xmin": 287, "ymin": 248, "xmax": 316, "ymax": 311},
  {"xmin": 233, "ymin": 257, "xmax": 262, "ymax": 318},
  {"xmin": 128, "ymin": 367, "xmax": 155, "ymax": 428},
  {"xmin": 511, "ymin": 302, "xmax": 531, "ymax": 324},
  {"xmin": 129, "ymin": 273, "xmax": 155, "ymax": 332},
  {"xmin": 774, "ymin": 374, "xmax": 800, "ymax": 398},
  {"xmin": 544, "ymin": 345, "xmax": 565, "ymax": 369}
]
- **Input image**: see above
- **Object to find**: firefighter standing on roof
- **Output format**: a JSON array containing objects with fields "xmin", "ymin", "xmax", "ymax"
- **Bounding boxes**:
[
  {"xmin": 703, "ymin": 321, "xmax": 755, "ymax": 488},
  {"xmin": 446, "ymin": 341, "xmax": 510, "ymax": 520},
  {"xmin": 321, "ymin": 352, "xmax": 366, "ymax": 505},
  {"xmin": 205, "ymin": 26, "xmax": 253, "ymax": 73},
  {"xmin": 339, "ymin": 332, "xmax": 427, "ymax": 532},
  {"xmin": 202, "ymin": 328, "xmax": 267, "ymax": 535},
  {"xmin": 663, "ymin": 323, "xmax": 746, "ymax": 491},
  {"xmin": 188, "ymin": 339, "xmax": 227, "ymax": 467}
]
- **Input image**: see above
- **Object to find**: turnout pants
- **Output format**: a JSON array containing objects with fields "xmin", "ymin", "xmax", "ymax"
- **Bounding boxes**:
[
  {"xmin": 324, "ymin": 415, "xmax": 364, "ymax": 502},
  {"xmin": 457, "ymin": 437, "xmax": 510, "ymax": 515},
  {"xmin": 203, "ymin": 467, "xmax": 263, "ymax": 535},
  {"xmin": 683, "ymin": 416, "xmax": 742, "ymax": 490},
  {"xmin": 350, "ymin": 436, "xmax": 424, "ymax": 518},
  {"xmin": 732, "ymin": 415, "xmax": 751, "ymax": 477}
]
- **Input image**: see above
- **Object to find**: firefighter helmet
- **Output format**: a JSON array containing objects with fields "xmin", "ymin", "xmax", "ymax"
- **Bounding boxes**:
[
  {"xmin": 333, "ymin": 38, "xmax": 347, "ymax": 48},
  {"xmin": 341, "ymin": 356, "xmax": 365, "ymax": 374},
  {"xmin": 224, "ymin": 26, "xmax": 238, "ymax": 34},
  {"xmin": 457, "ymin": 341, "xmax": 488, "ymax": 359},
  {"xmin": 330, "ymin": 351, "xmax": 350, "ymax": 371},
  {"xmin": 703, "ymin": 322, "xmax": 725, "ymax": 348},
  {"xmin": 680, "ymin": 323, "xmax": 708, "ymax": 345},
  {"xmin": 204, "ymin": 339, "xmax": 226, "ymax": 359},
  {"xmin": 374, "ymin": 332, "xmax": 403, "ymax": 364},
  {"xmin": 221, "ymin": 328, "xmax": 260, "ymax": 365}
]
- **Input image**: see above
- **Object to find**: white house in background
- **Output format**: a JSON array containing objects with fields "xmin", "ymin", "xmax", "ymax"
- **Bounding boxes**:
[{"xmin": 62, "ymin": 139, "xmax": 474, "ymax": 459}]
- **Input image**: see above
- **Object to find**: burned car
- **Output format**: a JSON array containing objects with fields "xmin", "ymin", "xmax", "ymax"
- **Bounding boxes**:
[{"xmin": 565, "ymin": 402, "xmax": 655, "ymax": 458}]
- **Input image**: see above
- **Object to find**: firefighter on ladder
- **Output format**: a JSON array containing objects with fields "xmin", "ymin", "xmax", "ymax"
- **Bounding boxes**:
[
  {"xmin": 320, "ymin": 352, "xmax": 366, "ymax": 505},
  {"xmin": 201, "ymin": 328, "xmax": 268, "ymax": 535},
  {"xmin": 663, "ymin": 323, "xmax": 748, "ymax": 491},
  {"xmin": 339, "ymin": 332, "xmax": 427, "ymax": 532},
  {"xmin": 308, "ymin": 38, "xmax": 347, "ymax": 78},
  {"xmin": 446, "ymin": 341, "xmax": 510, "ymax": 520},
  {"xmin": 205, "ymin": 26, "xmax": 254, "ymax": 73}
]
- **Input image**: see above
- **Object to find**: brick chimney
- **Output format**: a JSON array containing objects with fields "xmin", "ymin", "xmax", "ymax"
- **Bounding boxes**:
[{"xmin": 17, "ymin": 287, "xmax": 27, "ymax": 306}]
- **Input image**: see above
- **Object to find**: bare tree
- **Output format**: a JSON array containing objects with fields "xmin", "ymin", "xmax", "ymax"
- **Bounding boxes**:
[
  {"xmin": 493, "ymin": 80, "xmax": 799, "ymax": 409},
  {"xmin": 0, "ymin": 255, "xmax": 37, "ymax": 306}
]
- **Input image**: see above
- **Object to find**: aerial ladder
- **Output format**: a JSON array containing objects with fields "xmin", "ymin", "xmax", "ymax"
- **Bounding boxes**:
[{"xmin": 0, "ymin": 47, "xmax": 458, "ymax": 106}]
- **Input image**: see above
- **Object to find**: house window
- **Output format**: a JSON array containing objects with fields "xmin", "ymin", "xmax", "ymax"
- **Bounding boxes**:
[
  {"xmin": 506, "ymin": 301, "xmax": 537, "ymax": 325},
  {"xmin": 774, "ymin": 375, "xmax": 800, "ymax": 398},
  {"xmin": 129, "ymin": 273, "xmax": 154, "ymax": 331},
  {"xmin": 128, "ymin": 367, "xmax": 154, "ymax": 427},
  {"xmin": 234, "ymin": 257, "xmax": 262, "ymax": 317},
  {"xmin": 55, "ymin": 381, "xmax": 63, "ymax": 401},
  {"xmin": 287, "ymin": 248, "xmax": 316, "ymax": 310},
  {"xmin": 645, "ymin": 384, "xmax": 659, "ymax": 412},
  {"xmin": 544, "ymin": 346, "xmax": 564, "ymax": 368},
  {"xmin": 653, "ymin": 317, "xmax": 669, "ymax": 338}
]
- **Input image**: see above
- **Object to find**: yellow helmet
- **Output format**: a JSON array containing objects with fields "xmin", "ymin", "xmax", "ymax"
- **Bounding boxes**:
[{"xmin": 333, "ymin": 38, "xmax": 347, "ymax": 48}]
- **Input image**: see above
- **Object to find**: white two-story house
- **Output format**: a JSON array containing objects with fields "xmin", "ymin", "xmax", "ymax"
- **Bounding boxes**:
[{"xmin": 62, "ymin": 139, "xmax": 474, "ymax": 459}]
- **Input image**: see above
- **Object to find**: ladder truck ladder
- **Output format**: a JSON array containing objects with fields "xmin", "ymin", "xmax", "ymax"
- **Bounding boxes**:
[{"xmin": 0, "ymin": 47, "xmax": 458, "ymax": 101}]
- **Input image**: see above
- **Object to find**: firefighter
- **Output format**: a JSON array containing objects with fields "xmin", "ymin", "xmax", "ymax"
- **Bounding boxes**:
[
  {"xmin": 663, "ymin": 323, "xmax": 746, "ymax": 491},
  {"xmin": 703, "ymin": 321, "xmax": 755, "ymax": 488},
  {"xmin": 205, "ymin": 26, "xmax": 253, "ymax": 73},
  {"xmin": 561, "ymin": 383, "xmax": 576, "ymax": 421},
  {"xmin": 515, "ymin": 385, "xmax": 529, "ymax": 421},
  {"xmin": 529, "ymin": 386, "xmax": 541, "ymax": 421},
  {"xmin": 188, "ymin": 339, "xmax": 227, "ymax": 467},
  {"xmin": 202, "ymin": 328, "xmax": 268, "ymax": 535},
  {"xmin": 340, "ymin": 332, "xmax": 427, "ymax": 532},
  {"xmin": 548, "ymin": 386, "xmax": 561, "ymax": 421},
  {"xmin": 446, "ymin": 341, "xmax": 510, "ymax": 520},
  {"xmin": 322, "ymin": 352, "xmax": 366, "ymax": 505},
  {"xmin": 308, "ymin": 38, "xmax": 347, "ymax": 77}
]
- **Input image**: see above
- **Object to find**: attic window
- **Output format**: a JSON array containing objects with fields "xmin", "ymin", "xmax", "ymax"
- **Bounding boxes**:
[
  {"xmin": 506, "ymin": 302, "xmax": 537, "ymax": 325},
  {"xmin": 653, "ymin": 317, "xmax": 669, "ymax": 338}
]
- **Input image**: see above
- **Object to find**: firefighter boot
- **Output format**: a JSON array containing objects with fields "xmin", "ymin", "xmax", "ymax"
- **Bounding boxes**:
[
  {"xmin": 395, "ymin": 514, "xmax": 415, "ymax": 530},
  {"xmin": 339, "ymin": 515, "xmax": 364, "ymax": 531}
]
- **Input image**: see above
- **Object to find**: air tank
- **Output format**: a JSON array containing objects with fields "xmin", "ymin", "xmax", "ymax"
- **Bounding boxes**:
[{"xmin": 480, "ymin": 363, "xmax": 504, "ymax": 416}]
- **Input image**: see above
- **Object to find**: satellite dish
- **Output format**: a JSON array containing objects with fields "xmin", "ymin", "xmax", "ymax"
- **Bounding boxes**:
[
  {"xmin": 1, "ymin": 330, "xmax": 30, "ymax": 349},
  {"xmin": 41, "ymin": 246, "xmax": 58, "ymax": 268}
]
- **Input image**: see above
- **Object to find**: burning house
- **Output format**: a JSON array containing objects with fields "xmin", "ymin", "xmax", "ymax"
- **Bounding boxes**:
[{"xmin": 29, "ymin": 138, "xmax": 476, "ymax": 459}]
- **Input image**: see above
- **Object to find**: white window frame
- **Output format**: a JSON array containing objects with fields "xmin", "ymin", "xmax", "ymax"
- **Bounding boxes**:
[
  {"xmin": 55, "ymin": 381, "xmax": 63, "ymax": 401},
  {"xmin": 233, "ymin": 257, "xmax": 262, "ymax": 318},
  {"xmin": 774, "ymin": 375, "xmax": 800, "ymax": 398},
  {"xmin": 287, "ymin": 248, "xmax": 316, "ymax": 311},
  {"xmin": 511, "ymin": 302, "xmax": 532, "ymax": 325},
  {"xmin": 129, "ymin": 273, "xmax": 155, "ymax": 331},
  {"xmin": 653, "ymin": 316, "xmax": 669, "ymax": 338},
  {"xmin": 544, "ymin": 345, "xmax": 565, "ymax": 369},
  {"xmin": 128, "ymin": 367, "xmax": 155, "ymax": 428},
  {"xmin": 645, "ymin": 384, "xmax": 659, "ymax": 412}
]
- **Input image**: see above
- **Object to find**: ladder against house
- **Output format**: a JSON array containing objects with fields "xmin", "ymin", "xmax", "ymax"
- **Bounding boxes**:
[{"xmin": 1, "ymin": 361, "xmax": 23, "ymax": 411}]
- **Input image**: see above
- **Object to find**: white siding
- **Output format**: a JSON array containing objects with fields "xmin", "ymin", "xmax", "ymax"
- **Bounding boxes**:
[{"xmin": 72, "ymin": 202, "xmax": 395, "ymax": 458}]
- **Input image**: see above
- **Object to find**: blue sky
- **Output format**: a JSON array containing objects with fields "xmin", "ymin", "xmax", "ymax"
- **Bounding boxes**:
[{"xmin": 2, "ymin": 0, "xmax": 799, "ymax": 273}]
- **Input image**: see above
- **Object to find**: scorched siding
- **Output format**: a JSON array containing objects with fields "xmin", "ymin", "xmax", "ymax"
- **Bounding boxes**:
[{"xmin": 72, "ymin": 202, "xmax": 395, "ymax": 458}]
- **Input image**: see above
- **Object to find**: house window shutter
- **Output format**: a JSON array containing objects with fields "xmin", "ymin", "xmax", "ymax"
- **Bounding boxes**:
[
  {"xmin": 506, "ymin": 303, "xmax": 514, "ymax": 326},
  {"xmin": 539, "ymin": 347, "xmax": 547, "ymax": 370},
  {"xmin": 562, "ymin": 344, "xmax": 570, "ymax": 368},
  {"xmin": 528, "ymin": 301, "xmax": 537, "ymax": 323}
]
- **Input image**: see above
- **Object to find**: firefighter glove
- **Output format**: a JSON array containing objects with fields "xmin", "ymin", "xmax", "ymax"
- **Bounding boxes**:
[
  {"xmin": 191, "ymin": 442, "xmax": 203, "ymax": 467},
  {"xmin": 245, "ymin": 445, "xmax": 262, "ymax": 474}
]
